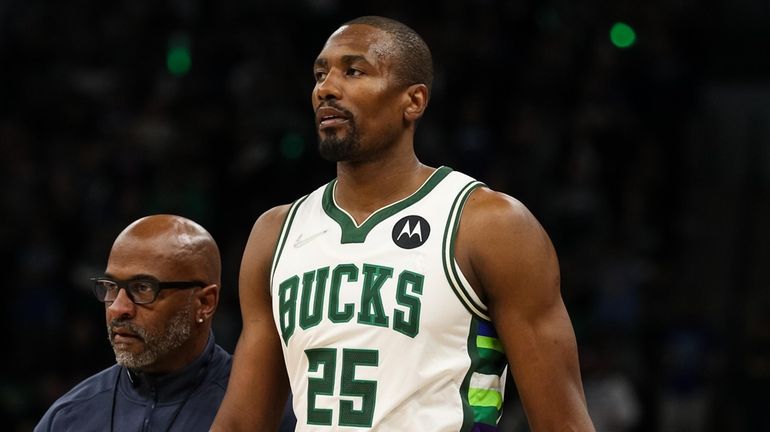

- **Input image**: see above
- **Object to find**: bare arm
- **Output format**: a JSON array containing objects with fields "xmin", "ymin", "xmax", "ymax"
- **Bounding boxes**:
[
  {"xmin": 457, "ymin": 188, "xmax": 595, "ymax": 431},
  {"xmin": 211, "ymin": 205, "xmax": 291, "ymax": 431}
]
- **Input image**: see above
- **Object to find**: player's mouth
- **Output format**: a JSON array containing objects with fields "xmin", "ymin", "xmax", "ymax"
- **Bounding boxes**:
[{"xmin": 316, "ymin": 106, "xmax": 350, "ymax": 130}]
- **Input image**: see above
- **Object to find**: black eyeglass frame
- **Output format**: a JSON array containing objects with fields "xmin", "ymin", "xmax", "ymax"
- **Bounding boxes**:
[{"xmin": 91, "ymin": 277, "xmax": 206, "ymax": 305}]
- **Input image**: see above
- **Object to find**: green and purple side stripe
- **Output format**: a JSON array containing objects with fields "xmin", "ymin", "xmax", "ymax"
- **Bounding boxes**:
[{"xmin": 461, "ymin": 318, "xmax": 507, "ymax": 431}]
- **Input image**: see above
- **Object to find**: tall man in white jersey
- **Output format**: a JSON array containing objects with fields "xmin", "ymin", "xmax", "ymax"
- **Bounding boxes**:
[{"xmin": 213, "ymin": 16, "xmax": 595, "ymax": 431}]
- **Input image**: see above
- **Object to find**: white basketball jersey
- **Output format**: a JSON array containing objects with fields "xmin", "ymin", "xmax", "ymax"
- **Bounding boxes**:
[{"xmin": 271, "ymin": 167, "xmax": 508, "ymax": 431}]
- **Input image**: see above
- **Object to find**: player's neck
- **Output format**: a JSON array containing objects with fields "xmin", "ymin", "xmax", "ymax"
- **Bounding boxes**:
[{"xmin": 334, "ymin": 157, "xmax": 434, "ymax": 225}]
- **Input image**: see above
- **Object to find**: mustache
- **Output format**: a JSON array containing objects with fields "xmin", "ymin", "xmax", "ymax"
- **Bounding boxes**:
[
  {"xmin": 108, "ymin": 318, "xmax": 146, "ymax": 341},
  {"xmin": 316, "ymin": 101, "xmax": 354, "ymax": 119}
]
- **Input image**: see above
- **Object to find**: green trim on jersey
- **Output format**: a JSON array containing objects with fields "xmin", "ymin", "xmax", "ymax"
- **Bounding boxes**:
[
  {"xmin": 270, "ymin": 195, "xmax": 310, "ymax": 289},
  {"xmin": 460, "ymin": 318, "xmax": 480, "ymax": 432},
  {"xmin": 442, "ymin": 179, "xmax": 490, "ymax": 321},
  {"xmin": 322, "ymin": 166, "xmax": 453, "ymax": 244},
  {"xmin": 477, "ymin": 335, "xmax": 504, "ymax": 352},
  {"xmin": 476, "ymin": 346, "xmax": 507, "ymax": 376}
]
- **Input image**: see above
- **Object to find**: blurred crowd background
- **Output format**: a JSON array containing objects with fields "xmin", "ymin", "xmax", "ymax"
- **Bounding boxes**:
[{"xmin": 2, "ymin": 0, "xmax": 769, "ymax": 431}]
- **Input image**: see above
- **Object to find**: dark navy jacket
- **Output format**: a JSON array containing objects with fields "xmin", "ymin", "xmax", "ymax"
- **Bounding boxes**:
[{"xmin": 35, "ymin": 333, "xmax": 231, "ymax": 432}]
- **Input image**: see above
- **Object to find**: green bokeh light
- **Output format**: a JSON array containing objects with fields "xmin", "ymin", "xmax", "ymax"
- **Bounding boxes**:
[
  {"xmin": 610, "ymin": 22, "xmax": 636, "ymax": 49},
  {"xmin": 167, "ymin": 35, "xmax": 191, "ymax": 76}
]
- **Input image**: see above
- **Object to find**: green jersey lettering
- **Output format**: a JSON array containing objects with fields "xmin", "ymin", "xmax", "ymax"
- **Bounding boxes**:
[
  {"xmin": 394, "ymin": 270, "xmax": 424, "ymax": 338},
  {"xmin": 300, "ymin": 267, "xmax": 329, "ymax": 329},
  {"xmin": 278, "ymin": 275, "xmax": 300, "ymax": 344},
  {"xmin": 357, "ymin": 264, "xmax": 393, "ymax": 327},
  {"xmin": 281, "ymin": 264, "xmax": 423, "ymax": 339},
  {"xmin": 329, "ymin": 264, "xmax": 358, "ymax": 322}
]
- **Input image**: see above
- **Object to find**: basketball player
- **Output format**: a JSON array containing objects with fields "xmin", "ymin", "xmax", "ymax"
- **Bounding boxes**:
[{"xmin": 213, "ymin": 16, "xmax": 595, "ymax": 431}]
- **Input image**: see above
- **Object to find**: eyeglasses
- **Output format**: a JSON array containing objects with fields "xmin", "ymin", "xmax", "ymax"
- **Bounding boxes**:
[{"xmin": 91, "ymin": 277, "xmax": 205, "ymax": 305}]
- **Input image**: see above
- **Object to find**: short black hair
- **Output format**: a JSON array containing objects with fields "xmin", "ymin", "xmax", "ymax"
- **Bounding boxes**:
[{"xmin": 343, "ymin": 16, "xmax": 434, "ymax": 96}]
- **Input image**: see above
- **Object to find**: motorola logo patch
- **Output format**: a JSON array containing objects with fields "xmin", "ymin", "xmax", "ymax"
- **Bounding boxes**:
[{"xmin": 392, "ymin": 215, "xmax": 430, "ymax": 249}]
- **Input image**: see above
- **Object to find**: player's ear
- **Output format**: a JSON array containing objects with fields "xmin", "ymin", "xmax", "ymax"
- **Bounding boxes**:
[{"xmin": 403, "ymin": 84, "xmax": 429, "ymax": 122}]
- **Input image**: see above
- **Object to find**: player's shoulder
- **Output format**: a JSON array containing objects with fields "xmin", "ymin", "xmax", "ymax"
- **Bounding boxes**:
[
  {"xmin": 444, "ymin": 168, "xmax": 525, "ymax": 213},
  {"xmin": 244, "ymin": 191, "xmax": 317, "ymax": 257},
  {"xmin": 464, "ymin": 185, "xmax": 537, "ymax": 229},
  {"xmin": 251, "ymin": 181, "xmax": 330, "ymax": 234},
  {"xmin": 458, "ymin": 184, "xmax": 556, "ymax": 265},
  {"xmin": 256, "ymin": 204, "xmax": 293, "ymax": 227},
  {"xmin": 256, "ymin": 184, "xmax": 324, "ymax": 226},
  {"xmin": 243, "ymin": 205, "xmax": 294, "ymax": 256}
]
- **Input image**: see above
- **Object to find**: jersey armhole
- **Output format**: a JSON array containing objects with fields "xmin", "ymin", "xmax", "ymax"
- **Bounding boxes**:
[
  {"xmin": 269, "ymin": 195, "xmax": 309, "ymax": 293},
  {"xmin": 442, "ymin": 181, "xmax": 491, "ymax": 321}
]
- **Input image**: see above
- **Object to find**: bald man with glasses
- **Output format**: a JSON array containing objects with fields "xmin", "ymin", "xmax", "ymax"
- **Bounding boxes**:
[{"xmin": 36, "ymin": 215, "xmax": 255, "ymax": 431}]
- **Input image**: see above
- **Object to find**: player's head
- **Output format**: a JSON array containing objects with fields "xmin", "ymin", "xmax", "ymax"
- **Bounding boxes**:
[
  {"xmin": 312, "ymin": 16, "xmax": 433, "ymax": 162},
  {"xmin": 342, "ymin": 16, "xmax": 433, "ymax": 96},
  {"xmin": 94, "ymin": 214, "xmax": 221, "ymax": 373}
]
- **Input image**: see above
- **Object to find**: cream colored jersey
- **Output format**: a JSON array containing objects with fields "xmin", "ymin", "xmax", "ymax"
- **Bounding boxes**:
[{"xmin": 271, "ymin": 167, "xmax": 507, "ymax": 431}]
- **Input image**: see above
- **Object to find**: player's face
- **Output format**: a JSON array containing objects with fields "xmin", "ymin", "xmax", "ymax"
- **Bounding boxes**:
[
  {"xmin": 103, "ymin": 238, "xmax": 198, "ymax": 372},
  {"xmin": 312, "ymin": 24, "xmax": 408, "ymax": 162}
]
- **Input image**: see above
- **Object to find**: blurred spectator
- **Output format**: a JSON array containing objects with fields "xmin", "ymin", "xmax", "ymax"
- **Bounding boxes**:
[{"xmin": 582, "ymin": 338, "xmax": 642, "ymax": 432}]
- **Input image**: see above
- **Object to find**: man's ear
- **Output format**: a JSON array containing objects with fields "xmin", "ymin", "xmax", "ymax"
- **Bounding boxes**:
[
  {"xmin": 196, "ymin": 284, "xmax": 219, "ymax": 320},
  {"xmin": 404, "ymin": 84, "xmax": 429, "ymax": 122}
]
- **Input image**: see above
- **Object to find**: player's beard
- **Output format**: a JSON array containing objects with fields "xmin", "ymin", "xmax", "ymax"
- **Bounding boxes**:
[
  {"xmin": 107, "ymin": 300, "xmax": 194, "ymax": 370},
  {"xmin": 318, "ymin": 121, "xmax": 361, "ymax": 162}
]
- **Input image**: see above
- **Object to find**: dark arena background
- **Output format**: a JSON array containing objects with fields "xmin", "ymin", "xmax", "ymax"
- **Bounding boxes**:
[{"xmin": 2, "ymin": 1, "xmax": 769, "ymax": 430}]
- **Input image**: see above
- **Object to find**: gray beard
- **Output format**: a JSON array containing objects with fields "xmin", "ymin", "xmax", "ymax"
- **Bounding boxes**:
[{"xmin": 107, "ymin": 300, "xmax": 194, "ymax": 370}]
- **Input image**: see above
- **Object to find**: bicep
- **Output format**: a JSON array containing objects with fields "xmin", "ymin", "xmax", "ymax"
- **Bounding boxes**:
[
  {"xmin": 213, "ymin": 207, "xmax": 291, "ymax": 431},
  {"xmin": 460, "ymin": 190, "xmax": 593, "ymax": 430}
]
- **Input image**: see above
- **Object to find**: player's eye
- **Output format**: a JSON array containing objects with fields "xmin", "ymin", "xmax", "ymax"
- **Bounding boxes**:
[{"xmin": 346, "ymin": 68, "xmax": 363, "ymax": 77}]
